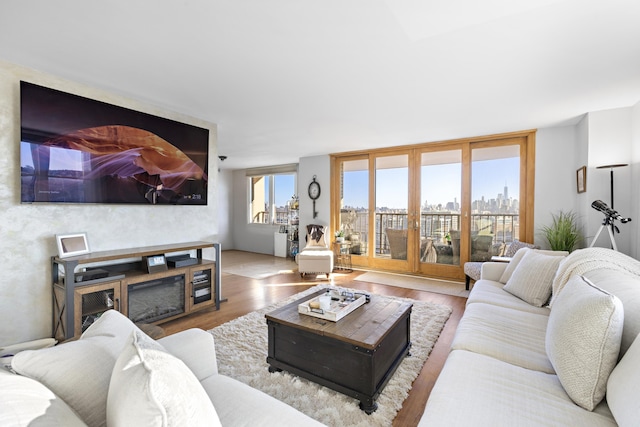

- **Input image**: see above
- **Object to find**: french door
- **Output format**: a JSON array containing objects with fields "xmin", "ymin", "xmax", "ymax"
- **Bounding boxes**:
[{"xmin": 331, "ymin": 130, "xmax": 535, "ymax": 281}]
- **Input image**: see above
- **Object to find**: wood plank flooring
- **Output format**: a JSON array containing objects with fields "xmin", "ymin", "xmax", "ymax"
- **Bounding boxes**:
[{"xmin": 160, "ymin": 252, "xmax": 466, "ymax": 427}]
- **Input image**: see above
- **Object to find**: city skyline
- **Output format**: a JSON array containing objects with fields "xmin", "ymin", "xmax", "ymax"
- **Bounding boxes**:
[{"xmin": 344, "ymin": 157, "xmax": 520, "ymax": 212}]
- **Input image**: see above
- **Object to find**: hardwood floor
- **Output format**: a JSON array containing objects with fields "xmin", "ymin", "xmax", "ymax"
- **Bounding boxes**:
[{"xmin": 161, "ymin": 253, "xmax": 466, "ymax": 426}]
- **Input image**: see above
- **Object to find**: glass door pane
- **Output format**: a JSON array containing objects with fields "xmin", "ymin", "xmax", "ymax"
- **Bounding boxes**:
[
  {"xmin": 339, "ymin": 159, "xmax": 368, "ymax": 256},
  {"xmin": 375, "ymin": 155, "xmax": 408, "ymax": 260},
  {"xmin": 471, "ymin": 145, "xmax": 520, "ymax": 261},
  {"xmin": 420, "ymin": 150, "xmax": 462, "ymax": 266}
]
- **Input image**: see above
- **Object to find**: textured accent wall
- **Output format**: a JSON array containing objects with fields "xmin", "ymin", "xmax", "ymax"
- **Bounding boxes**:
[{"xmin": 0, "ymin": 62, "xmax": 218, "ymax": 346}]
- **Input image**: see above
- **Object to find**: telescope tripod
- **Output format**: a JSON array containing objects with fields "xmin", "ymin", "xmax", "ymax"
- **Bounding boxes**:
[{"xmin": 589, "ymin": 215, "xmax": 620, "ymax": 251}]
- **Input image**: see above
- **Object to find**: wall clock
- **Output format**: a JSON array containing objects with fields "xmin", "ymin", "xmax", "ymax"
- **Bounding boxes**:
[{"xmin": 308, "ymin": 176, "xmax": 321, "ymax": 219}]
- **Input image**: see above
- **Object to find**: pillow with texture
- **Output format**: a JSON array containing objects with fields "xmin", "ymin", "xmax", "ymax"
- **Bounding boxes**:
[
  {"xmin": 503, "ymin": 250, "xmax": 564, "ymax": 306},
  {"xmin": 0, "ymin": 369, "xmax": 87, "ymax": 427},
  {"xmin": 305, "ymin": 224, "xmax": 326, "ymax": 248},
  {"xmin": 607, "ymin": 333, "xmax": 640, "ymax": 426},
  {"xmin": 11, "ymin": 310, "xmax": 140, "ymax": 427},
  {"xmin": 498, "ymin": 247, "xmax": 531, "ymax": 284},
  {"xmin": 504, "ymin": 240, "xmax": 537, "ymax": 258},
  {"xmin": 107, "ymin": 330, "xmax": 221, "ymax": 427},
  {"xmin": 546, "ymin": 276, "xmax": 623, "ymax": 411}
]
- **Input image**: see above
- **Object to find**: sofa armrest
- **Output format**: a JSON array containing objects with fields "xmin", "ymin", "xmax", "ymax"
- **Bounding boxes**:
[
  {"xmin": 480, "ymin": 262, "xmax": 508, "ymax": 281},
  {"xmin": 158, "ymin": 328, "xmax": 218, "ymax": 380}
]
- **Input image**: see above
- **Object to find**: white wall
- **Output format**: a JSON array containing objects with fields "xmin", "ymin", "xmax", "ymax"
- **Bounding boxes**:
[
  {"xmin": 533, "ymin": 125, "xmax": 579, "ymax": 248},
  {"xmin": 585, "ymin": 108, "xmax": 633, "ymax": 254},
  {"xmin": 216, "ymin": 169, "xmax": 234, "ymax": 250},
  {"xmin": 298, "ymin": 155, "xmax": 332, "ymax": 244},
  {"xmin": 631, "ymin": 101, "xmax": 640, "ymax": 259},
  {"xmin": 231, "ymin": 169, "xmax": 282, "ymax": 255},
  {"xmin": 0, "ymin": 62, "xmax": 219, "ymax": 346}
]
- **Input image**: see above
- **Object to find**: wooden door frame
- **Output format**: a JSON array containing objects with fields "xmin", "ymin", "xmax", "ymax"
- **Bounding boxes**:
[{"xmin": 331, "ymin": 129, "xmax": 536, "ymax": 281}]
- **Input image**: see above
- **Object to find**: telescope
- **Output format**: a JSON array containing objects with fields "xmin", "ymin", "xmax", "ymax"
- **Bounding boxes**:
[{"xmin": 591, "ymin": 200, "xmax": 631, "ymax": 223}]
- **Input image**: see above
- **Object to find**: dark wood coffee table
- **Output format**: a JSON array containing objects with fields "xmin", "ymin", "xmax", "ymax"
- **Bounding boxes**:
[{"xmin": 265, "ymin": 289, "xmax": 412, "ymax": 414}]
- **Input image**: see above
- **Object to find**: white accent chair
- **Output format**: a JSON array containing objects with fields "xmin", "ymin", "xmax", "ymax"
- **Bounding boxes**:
[{"xmin": 296, "ymin": 224, "xmax": 334, "ymax": 279}]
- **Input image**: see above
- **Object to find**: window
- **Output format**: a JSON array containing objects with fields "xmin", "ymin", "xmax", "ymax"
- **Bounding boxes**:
[
  {"xmin": 331, "ymin": 130, "xmax": 535, "ymax": 280},
  {"xmin": 248, "ymin": 167, "xmax": 297, "ymax": 224}
]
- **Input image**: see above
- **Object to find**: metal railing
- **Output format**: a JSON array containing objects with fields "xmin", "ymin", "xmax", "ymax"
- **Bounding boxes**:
[{"xmin": 341, "ymin": 211, "xmax": 519, "ymax": 255}]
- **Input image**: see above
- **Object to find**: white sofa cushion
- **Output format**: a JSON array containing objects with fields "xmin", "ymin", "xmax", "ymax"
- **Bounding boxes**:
[
  {"xmin": 546, "ymin": 276, "xmax": 623, "ymax": 411},
  {"xmin": 498, "ymin": 247, "xmax": 531, "ymax": 284},
  {"xmin": 607, "ymin": 333, "xmax": 640, "ymax": 427},
  {"xmin": 584, "ymin": 269, "xmax": 640, "ymax": 358},
  {"xmin": 420, "ymin": 349, "xmax": 616, "ymax": 427},
  {"xmin": 158, "ymin": 328, "xmax": 219, "ymax": 381},
  {"xmin": 466, "ymin": 280, "xmax": 553, "ymax": 315},
  {"xmin": 107, "ymin": 330, "xmax": 221, "ymax": 427},
  {"xmin": 11, "ymin": 310, "xmax": 140, "ymax": 427},
  {"xmin": 450, "ymin": 302, "xmax": 553, "ymax": 373},
  {"xmin": 503, "ymin": 250, "xmax": 564, "ymax": 307},
  {"xmin": 0, "ymin": 369, "xmax": 86, "ymax": 427},
  {"xmin": 201, "ymin": 373, "xmax": 326, "ymax": 426}
]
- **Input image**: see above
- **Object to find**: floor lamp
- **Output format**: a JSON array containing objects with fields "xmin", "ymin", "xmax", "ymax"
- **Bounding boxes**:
[{"xmin": 596, "ymin": 163, "xmax": 628, "ymax": 210}]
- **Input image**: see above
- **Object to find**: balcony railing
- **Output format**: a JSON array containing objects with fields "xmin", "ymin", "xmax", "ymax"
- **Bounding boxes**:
[{"xmin": 341, "ymin": 211, "xmax": 519, "ymax": 256}]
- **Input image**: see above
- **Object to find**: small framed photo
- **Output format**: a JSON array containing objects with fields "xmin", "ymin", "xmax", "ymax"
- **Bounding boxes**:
[
  {"xmin": 56, "ymin": 232, "xmax": 90, "ymax": 258},
  {"xmin": 576, "ymin": 166, "xmax": 587, "ymax": 193},
  {"xmin": 279, "ymin": 225, "xmax": 286, "ymax": 233}
]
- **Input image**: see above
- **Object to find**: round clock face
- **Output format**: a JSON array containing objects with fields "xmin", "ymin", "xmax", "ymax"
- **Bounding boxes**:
[{"xmin": 308, "ymin": 180, "xmax": 321, "ymax": 200}]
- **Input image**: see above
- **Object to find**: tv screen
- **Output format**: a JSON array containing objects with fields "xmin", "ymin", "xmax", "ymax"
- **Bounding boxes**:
[{"xmin": 20, "ymin": 81, "xmax": 209, "ymax": 205}]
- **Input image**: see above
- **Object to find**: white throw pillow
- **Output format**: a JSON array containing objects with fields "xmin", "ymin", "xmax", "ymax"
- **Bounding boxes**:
[
  {"xmin": 546, "ymin": 276, "xmax": 623, "ymax": 411},
  {"xmin": 11, "ymin": 310, "xmax": 141, "ymax": 427},
  {"xmin": 503, "ymin": 250, "xmax": 564, "ymax": 306},
  {"xmin": 607, "ymin": 333, "xmax": 640, "ymax": 426},
  {"xmin": 498, "ymin": 247, "xmax": 532, "ymax": 284},
  {"xmin": 107, "ymin": 330, "xmax": 221, "ymax": 427}
]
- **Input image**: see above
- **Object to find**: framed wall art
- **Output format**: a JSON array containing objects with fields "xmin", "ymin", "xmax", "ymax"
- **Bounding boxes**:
[
  {"xmin": 576, "ymin": 166, "xmax": 587, "ymax": 193},
  {"xmin": 56, "ymin": 232, "xmax": 90, "ymax": 258}
]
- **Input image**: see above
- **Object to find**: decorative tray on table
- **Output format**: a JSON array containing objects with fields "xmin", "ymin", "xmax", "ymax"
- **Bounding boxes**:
[{"xmin": 298, "ymin": 288, "xmax": 370, "ymax": 322}]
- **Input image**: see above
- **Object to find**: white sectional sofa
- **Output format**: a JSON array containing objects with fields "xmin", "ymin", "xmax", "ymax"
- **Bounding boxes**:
[
  {"xmin": 1, "ymin": 310, "xmax": 325, "ymax": 427},
  {"xmin": 420, "ymin": 247, "xmax": 640, "ymax": 427}
]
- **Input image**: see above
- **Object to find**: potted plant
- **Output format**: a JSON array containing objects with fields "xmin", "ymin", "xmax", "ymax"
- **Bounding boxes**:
[
  {"xmin": 444, "ymin": 232, "xmax": 451, "ymax": 245},
  {"xmin": 540, "ymin": 210, "xmax": 581, "ymax": 252},
  {"xmin": 335, "ymin": 230, "xmax": 345, "ymax": 242}
]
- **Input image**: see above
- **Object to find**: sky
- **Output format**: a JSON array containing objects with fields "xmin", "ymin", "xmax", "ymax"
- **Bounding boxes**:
[{"xmin": 344, "ymin": 157, "xmax": 520, "ymax": 210}]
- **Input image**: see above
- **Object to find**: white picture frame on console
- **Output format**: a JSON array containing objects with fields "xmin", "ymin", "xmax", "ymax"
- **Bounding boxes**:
[{"xmin": 56, "ymin": 232, "xmax": 90, "ymax": 258}]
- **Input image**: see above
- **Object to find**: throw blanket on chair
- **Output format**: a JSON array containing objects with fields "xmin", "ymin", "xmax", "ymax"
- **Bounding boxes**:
[{"xmin": 550, "ymin": 247, "xmax": 640, "ymax": 306}]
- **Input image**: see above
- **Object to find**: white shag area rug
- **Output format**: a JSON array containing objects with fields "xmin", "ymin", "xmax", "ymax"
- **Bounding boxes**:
[{"xmin": 209, "ymin": 285, "xmax": 452, "ymax": 427}]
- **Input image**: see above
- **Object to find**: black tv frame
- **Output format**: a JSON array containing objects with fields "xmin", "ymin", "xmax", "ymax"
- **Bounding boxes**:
[{"xmin": 20, "ymin": 81, "xmax": 209, "ymax": 205}]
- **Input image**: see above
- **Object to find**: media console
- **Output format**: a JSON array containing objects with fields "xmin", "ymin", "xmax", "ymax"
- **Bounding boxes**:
[{"xmin": 51, "ymin": 241, "xmax": 222, "ymax": 340}]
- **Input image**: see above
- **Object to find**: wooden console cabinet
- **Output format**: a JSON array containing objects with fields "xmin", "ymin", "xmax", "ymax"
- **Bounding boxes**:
[{"xmin": 52, "ymin": 241, "xmax": 221, "ymax": 340}]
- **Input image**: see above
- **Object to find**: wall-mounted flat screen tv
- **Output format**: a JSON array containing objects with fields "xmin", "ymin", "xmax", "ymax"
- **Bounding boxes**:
[{"xmin": 20, "ymin": 81, "xmax": 209, "ymax": 205}]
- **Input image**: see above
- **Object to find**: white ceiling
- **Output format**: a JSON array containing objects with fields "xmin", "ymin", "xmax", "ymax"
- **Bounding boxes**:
[{"xmin": 1, "ymin": 0, "xmax": 640, "ymax": 170}]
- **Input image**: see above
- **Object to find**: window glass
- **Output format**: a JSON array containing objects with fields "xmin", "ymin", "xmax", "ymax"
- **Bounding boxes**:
[
  {"xmin": 471, "ymin": 145, "xmax": 520, "ymax": 259},
  {"xmin": 340, "ymin": 159, "xmax": 368, "ymax": 255},
  {"xmin": 249, "ymin": 173, "xmax": 295, "ymax": 224}
]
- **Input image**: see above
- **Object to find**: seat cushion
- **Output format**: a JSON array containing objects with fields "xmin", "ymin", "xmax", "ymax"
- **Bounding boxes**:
[
  {"xmin": 466, "ymin": 280, "xmax": 552, "ymax": 315},
  {"xmin": 420, "ymin": 350, "xmax": 616, "ymax": 427},
  {"xmin": 451, "ymin": 302, "xmax": 553, "ymax": 373},
  {"xmin": 201, "ymin": 374, "xmax": 325, "ymax": 426},
  {"xmin": 546, "ymin": 276, "xmax": 623, "ymax": 411},
  {"xmin": 607, "ymin": 333, "xmax": 640, "ymax": 426}
]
